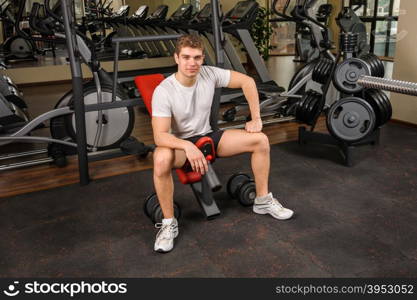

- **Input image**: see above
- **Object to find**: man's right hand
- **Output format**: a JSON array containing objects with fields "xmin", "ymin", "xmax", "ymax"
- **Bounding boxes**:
[{"xmin": 184, "ymin": 141, "xmax": 208, "ymax": 175}]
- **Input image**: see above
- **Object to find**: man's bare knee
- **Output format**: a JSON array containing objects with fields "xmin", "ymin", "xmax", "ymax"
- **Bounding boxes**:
[
  {"xmin": 153, "ymin": 147, "xmax": 174, "ymax": 177},
  {"xmin": 254, "ymin": 133, "xmax": 270, "ymax": 153}
]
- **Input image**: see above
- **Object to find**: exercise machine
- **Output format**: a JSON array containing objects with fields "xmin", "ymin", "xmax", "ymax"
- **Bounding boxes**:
[
  {"xmin": 297, "ymin": 0, "xmax": 389, "ymax": 166},
  {"xmin": 0, "ymin": 0, "xmax": 150, "ymax": 171}
]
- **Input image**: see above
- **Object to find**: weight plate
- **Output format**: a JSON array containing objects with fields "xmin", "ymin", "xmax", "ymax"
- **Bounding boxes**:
[
  {"xmin": 375, "ymin": 91, "xmax": 390, "ymax": 125},
  {"xmin": 144, "ymin": 193, "xmax": 159, "ymax": 218},
  {"xmin": 363, "ymin": 90, "xmax": 383, "ymax": 127},
  {"xmin": 371, "ymin": 90, "xmax": 387, "ymax": 127},
  {"xmin": 151, "ymin": 202, "xmax": 181, "ymax": 224},
  {"xmin": 381, "ymin": 93, "xmax": 392, "ymax": 123},
  {"xmin": 367, "ymin": 55, "xmax": 379, "ymax": 77},
  {"xmin": 377, "ymin": 58, "xmax": 385, "ymax": 78},
  {"xmin": 369, "ymin": 89, "xmax": 391, "ymax": 126},
  {"xmin": 322, "ymin": 60, "xmax": 332, "ymax": 79},
  {"xmin": 333, "ymin": 58, "xmax": 371, "ymax": 94},
  {"xmin": 296, "ymin": 94, "xmax": 308, "ymax": 122},
  {"xmin": 227, "ymin": 173, "xmax": 251, "ymax": 199},
  {"xmin": 376, "ymin": 90, "xmax": 392, "ymax": 124},
  {"xmin": 306, "ymin": 95, "xmax": 317, "ymax": 124},
  {"xmin": 307, "ymin": 94, "xmax": 323, "ymax": 125},
  {"xmin": 371, "ymin": 55, "xmax": 384, "ymax": 78},
  {"xmin": 361, "ymin": 53, "xmax": 385, "ymax": 78},
  {"xmin": 301, "ymin": 93, "xmax": 314, "ymax": 123},
  {"xmin": 238, "ymin": 182, "xmax": 256, "ymax": 207},
  {"xmin": 152, "ymin": 206, "xmax": 163, "ymax": 224},
  {"xmin": 327, "ymin": 97, "xmax": 376, "ymax": 142}
]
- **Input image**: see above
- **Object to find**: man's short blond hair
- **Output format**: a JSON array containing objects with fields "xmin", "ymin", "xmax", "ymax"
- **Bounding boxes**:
[{"xmin": 175, "ymin": 34, "xmax": 204, "ymax": 55}]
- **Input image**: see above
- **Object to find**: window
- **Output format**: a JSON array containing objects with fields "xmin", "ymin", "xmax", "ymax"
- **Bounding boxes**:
[{"xmin": 350, "ymin": 0, "xmax": 400, "ymax": 59}]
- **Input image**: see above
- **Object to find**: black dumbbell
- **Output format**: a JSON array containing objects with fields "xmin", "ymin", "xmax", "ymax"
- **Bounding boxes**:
[
  {"xmin": 143, "ymin": 193, "xmax": 181, "ymax": 224},
  {"xmin": 227, "ymin": 173, "xmax": 256, "ymax": 206}
]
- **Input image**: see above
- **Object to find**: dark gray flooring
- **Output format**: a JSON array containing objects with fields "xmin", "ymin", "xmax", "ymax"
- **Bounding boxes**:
[{"xmin": 0, "ymin": 123, "xmax": 416, "ymax": 278}]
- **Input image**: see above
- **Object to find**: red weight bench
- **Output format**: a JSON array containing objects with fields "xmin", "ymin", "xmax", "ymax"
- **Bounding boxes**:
[{"xmin": 135, "ymin": 74, "xmax": 221, "ymax": 219}]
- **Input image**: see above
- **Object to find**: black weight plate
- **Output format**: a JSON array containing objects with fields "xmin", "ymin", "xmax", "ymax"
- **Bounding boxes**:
[
  {"xmin": 368, "ymin": 56, "xmax": 379, "ymax": 77},
  {"xmin": 364, "ymin": 90, "xmax": 383, "ymax": 127},
  {"xmin": 323, "ymin": 60, "xmax": 333, "ymax": 78},
  {"xmin": 151, "ymin": 202, "xmax": 182, "ymax": 224},
  {"xmin": 361, "ymin": 54, "xmax": 377, "ymax": 77},
  {"xmin": 371, "ymin": 55, "xmax": 384, "ymax": 78},
  {"xmin": 367, "ymin": 55, "xmax": 379, "ymax": 77},
  {"xmin": 382, "ymin": 93, "xmax": 392, "ymax": 122},
  {"xmin": 307, "ymin": 94, "xmax": 322, "ymax": 125},
  {"xmin": 375, "ymin": 90, "xmax": 390, "ymax": 125},
  {"xmin": 366, "ymin": 98, "xmax": 382, "ymax": 127},
  {"xmin": 379, "ymin": 60, "xmax": 385, "ymax": 77},
  {"xmin": 301, "ymin": 93, "xmax": 314, "ymax": 123},
  {"xmin": 144, "ymin": 193, "xmax": 158, "ymax": 218},
  {"xmin": 368, "ymin": 89, "xmax": 389, "ymax": 126},
  {"xmin": 295, "ymin": 98, "xmax": 303, "ymax": 121},
  {"xmin": 309, "ymin": 98, "xmax": 322, "ymax": 125},
  {"xmin": 377, "ymin": 90, "xmax": 392, "ymax": 124},
  {"xmin": 333, "ymin": 58, "xmax": 371, "ymax": 94},
  {"xmin": 363, "ymin": 54, "xmax": 385, "ymax": 78},
  {"xmin": 319, "ymin": 60, "xmax": 330, "ymax": 83},
  {"xmin": 306, "ymin": 94, "xmax": 319, "ymax": 124},
  {"xmin": 312, "ymin": 61, "xmax": 322, "ymax": 83},
  {"xmin": 374, "ymin": 55, "xmax": 385, "ymax": 77},
  {"xmin": 370, "ymin": 90, "xmax": 387, "ymax": 127},
  {"xmin": 227, "ymin": 173, "xmax": 251, "ymax": 199},
  {"xmin": 327, "ymin": 97, "xmax": 376, "ymax": 142},
  {"xmin": 152, "ymin": 206, "xmax": 163, "ymax": 224},
  {"xmin": 238, "ymin": 182, "xmax": 256, "ymax": 207},
  {"xmin": 296, "ymin": 94, "xmax": 308, "ymax": 122},
  {"xmin": 315, "ymin": 62, "xmax": 327, "ymax": 84}
]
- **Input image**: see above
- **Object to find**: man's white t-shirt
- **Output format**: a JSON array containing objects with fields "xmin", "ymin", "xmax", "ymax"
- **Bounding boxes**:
[{"xmin": 151, "ymin": 66, "xmax": 231, "ymax": 139}]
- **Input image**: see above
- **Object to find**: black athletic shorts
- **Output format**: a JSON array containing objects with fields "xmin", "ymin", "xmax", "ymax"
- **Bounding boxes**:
[{"xmin": 185, "ymin": 130, "xmax": 225, "ymax": 153}]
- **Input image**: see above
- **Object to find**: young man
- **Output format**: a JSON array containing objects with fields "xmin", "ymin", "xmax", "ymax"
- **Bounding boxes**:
[{"xmin": 151, "ymin": 34, "xmax": 294, "ymax": 253}]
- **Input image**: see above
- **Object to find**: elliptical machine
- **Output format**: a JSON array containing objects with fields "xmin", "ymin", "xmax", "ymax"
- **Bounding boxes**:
[
  {"xmin": 291, "ymin": 0, "xmax": 333, "ymax": 63},
  {"xmin": 221, "ymin": 0, "xmax": 337, "ymax": 124},
  {"xmin": 0, "ymin": 0, "xmax": 37, "ymax": 62},
  {"xmin": 0, "ymin": 0, "xmax": 150, "ymax": 171}
]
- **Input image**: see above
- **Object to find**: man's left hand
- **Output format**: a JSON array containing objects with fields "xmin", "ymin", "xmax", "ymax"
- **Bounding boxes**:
[{"xmin": 245, "ymin": 118, "xmax": 263, "ymax": 133}]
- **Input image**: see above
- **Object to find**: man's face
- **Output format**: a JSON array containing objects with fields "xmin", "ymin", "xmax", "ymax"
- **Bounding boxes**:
[{"xmin": 174, "ymin": 47, "xmax": 204, "ymax": 78}]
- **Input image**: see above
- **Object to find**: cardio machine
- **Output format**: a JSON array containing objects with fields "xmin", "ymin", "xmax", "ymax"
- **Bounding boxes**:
[
  {"xmin": 0, "ymin": 0, "xmax": 37, "ymax": 62},
  {"xmin": 0, "ymin": 0, "xmax": 149, "ymax": 171},
  {"xmin": 222, "ymin": 0, "xmax": 337, "ymax": 125}
]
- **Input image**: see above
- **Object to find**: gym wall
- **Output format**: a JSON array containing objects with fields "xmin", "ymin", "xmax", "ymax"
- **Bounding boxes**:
[{"xmin": 391, "ymin": 0, "xmax": 417, "ymax": 124}]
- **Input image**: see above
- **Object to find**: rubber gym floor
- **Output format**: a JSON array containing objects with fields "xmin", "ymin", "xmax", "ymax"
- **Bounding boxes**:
[{"xmin": 0, "ymin": 122, "xmax": 416, "ymax": 277}]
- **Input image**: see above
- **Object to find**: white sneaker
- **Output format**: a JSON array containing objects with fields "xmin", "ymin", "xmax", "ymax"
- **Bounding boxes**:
[
  {"xmin": 253, "ymin": 193, "xmax": 294, "ymax": 220},
  {"xmin": 154, "ymin": 218, "xmax": 179, "ymax": 253}
]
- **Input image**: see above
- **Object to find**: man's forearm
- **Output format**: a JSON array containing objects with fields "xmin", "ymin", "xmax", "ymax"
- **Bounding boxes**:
[
  {"xmin": 242, "ymin": 79, "xmax": 261, "ymax": 120},
  {"xmin": 154, "ymin": 132, "xmax": 191, "ymax": 151}
]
